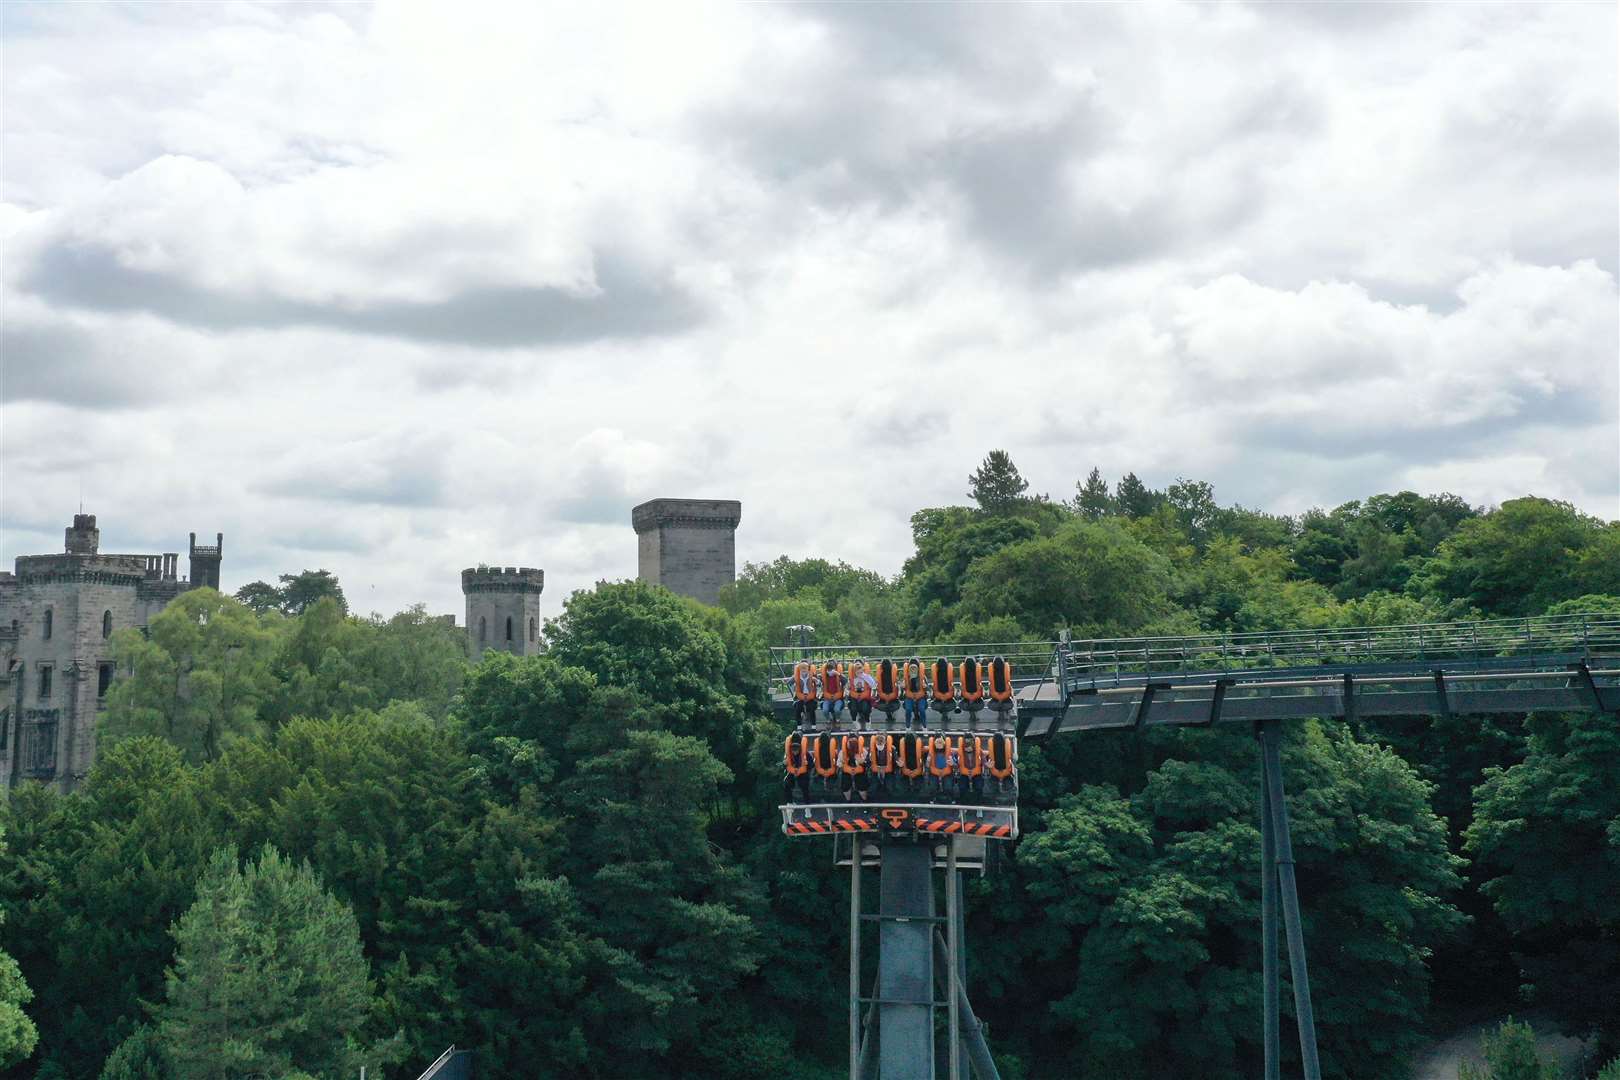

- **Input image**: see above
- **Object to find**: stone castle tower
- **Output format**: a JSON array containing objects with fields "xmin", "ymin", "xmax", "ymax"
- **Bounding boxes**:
[
  {"xmin": 189, "ymin": 532, "xmax": 223, "ymax": 590},
  {"xmin": 632, "ymin": 498, "xmax": 742, "ymax": 605},
  {"xmin": 2, "ymin": 514, "xmax": 217, "ymax": 791},
  {"xmin": 461, "ymin": 566, "xmax": 544, "ymax": 660}
]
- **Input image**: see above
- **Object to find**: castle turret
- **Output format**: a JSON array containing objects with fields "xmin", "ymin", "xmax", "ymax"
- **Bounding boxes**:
[
  {"xmin": 64, "ymin": 514, "xmax": 99, "ymax": 555},
  {"xmin": 632, "ymin": 498, "xmax": 741, "ymax": 606},
  {"xmin": 462, "ymin": 566, "xmax": 545, "ymax": 660},
  {"xmin": 188, "ymin": 532, "xmax": 223, "ymax": 590}
]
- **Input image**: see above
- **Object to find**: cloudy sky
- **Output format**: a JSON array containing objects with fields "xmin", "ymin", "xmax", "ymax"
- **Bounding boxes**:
[{"xmin": 3, "ymin": 1, "xmax": 1616, "ymax": 620}]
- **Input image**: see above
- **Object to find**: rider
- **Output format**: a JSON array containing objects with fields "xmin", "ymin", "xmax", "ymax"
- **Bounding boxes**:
[
  {"xmin": 849, "ymin": 661, "xmax": 877, "ymax": 727},
  {"xmin": 791, "ymin": 661, "xmax": 819, "ymax": 729},
  {"xmin": 821, "ymin": 661, "xmax": 847, "ymax": 726},
  {"xmin": 902, "ymin": 658, "xmax": 928, "ymax": 731}
]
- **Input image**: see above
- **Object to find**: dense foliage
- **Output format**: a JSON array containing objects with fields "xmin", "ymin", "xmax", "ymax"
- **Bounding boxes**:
[{"xmin": 3, "ymin": 452, "xmax": 1617, "ymax": 1078}]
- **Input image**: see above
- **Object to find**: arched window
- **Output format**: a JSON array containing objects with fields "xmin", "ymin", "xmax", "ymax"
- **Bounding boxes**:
[
  {"xmin": 103, "ymin": 610, "xmax": 113, "ymax": 639},
  {"xmin": 42, "ymin": 609, "xmax": 52, "ymax": 640},
  {"xmin": 479, "ymin": 616, "xmax": 487, "ymax": 641},
  {"xmin": 529, "ymin": 618, "xmax": 537, "ymax": 642},
  {"xmin": 505, "ymin": 616, "xmax": 513, "ymax": 641}
]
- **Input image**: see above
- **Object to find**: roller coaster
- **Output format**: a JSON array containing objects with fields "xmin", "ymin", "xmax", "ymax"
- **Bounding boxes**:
[{"xmin": 771, "ymin": 612, "xmax": 1620, "ymax": 1080}]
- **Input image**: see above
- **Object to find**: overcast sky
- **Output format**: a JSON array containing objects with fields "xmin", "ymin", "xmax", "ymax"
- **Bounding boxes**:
[{"xmin": 3, "ymin": 1, "xmax": 1616, "ymax": 620}]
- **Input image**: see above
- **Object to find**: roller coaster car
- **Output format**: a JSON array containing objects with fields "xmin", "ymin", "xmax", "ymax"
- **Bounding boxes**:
[{"xmin": 780, "ymin": 732, "xmax": 1019, "ymax": 839}]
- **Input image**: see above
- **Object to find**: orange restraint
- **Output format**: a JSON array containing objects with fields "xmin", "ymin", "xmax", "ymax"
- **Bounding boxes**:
[
  {"xmin": 850, "ymin": 664, "xmax": 874, "ymax": 702},
  {"xmin": 784, "ymin": 735, "xmax": 809, "ymax": 776},
  {"xmin": 841, "ymin": 734, "xmax": 866, "ymax": 775},
  {"xmin": 988, "ymin": 735, "xmax": 1015, "ymax": 780},
  {"xmin": 958, "ymin": 735, "xmax": 985, "ymax": 778},
  {"xmin": 987, "ymin": 657, "xmax": 1013, "ymax": 703},
  {"xmin": 812, "ymin": 735, "xmax": 839, "ymax": 778},
  {"xmin": 959, "ymin": 658, "xmax": 984, "ymax": 705},
  {"xmin": 928, "ymin": 736, "xmax": 956, "ymax": 778},
  {"xmin": 793, "ymin": 661, "xmax": 817, "ymax": 702},
  {"xmin": 902, "ymin": 660, "xmax": 927, "ymax": 701},
  {"xmin": 930, "ymin": 658, "xmax": 956, "ymax": 705},
  {"xmin": 876, "ymin": 659, "xmax": 900, "ymax": 704},
  {"xmin": 898, "ymin": 735, "xmax": 927, "ymax": 778},
  {"xmin": 822, "ymin": 662, "xmax": 845, "ymax": 700},
  {"xmin": 868, "ymin": 734, "xmax": 894, "ymax": 775}
]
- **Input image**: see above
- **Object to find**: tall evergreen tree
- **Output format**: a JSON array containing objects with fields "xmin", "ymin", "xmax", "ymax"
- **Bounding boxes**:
[
  {"xmin": 1114, "ymin": 472, "xmax": 1165, "ymax": 518},
  {"xmin": 968, "ymin": 450, "xmax": 1031, "ymax": 514},
  {"xmin": 155, "ymin": 844, "xmax": 399, "ymax": 1080},
  {"xmin": 1071, "ymin": 467, "xmax": 1115, "ymax": 520}
]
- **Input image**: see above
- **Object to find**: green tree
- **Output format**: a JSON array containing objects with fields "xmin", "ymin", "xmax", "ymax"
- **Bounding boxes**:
[
  {"xmin": 1115, "ymin": 472, "xmax": 1165, "ymax": 519},
  {"xmin": 0, "ymin": 828, "xmax": 36, "ymax": 1071},
  {"xmin": 968, "ymin": 450, "xmax": 1031, "ymax": 514},
  {"xmin": 155, "ymin": 844, "xmax": 399, "ymax": 1079},
  {"xmin": 957, "ymin": 519, "xmax": 1174, "ymax": 636},
  {"xmin": 101, "ymin": 589, "xmax": 279, "ymax": 765},
  {"xmin": 231, "ymin": 580, "xmax": 283, "ymax": 616},
  {"xmin": 1456, "ymin": 1017, "xmax": 1559, "ymax": 1080},
  {"xmin": 206, "ymin": 705, "xmax": 586, "ymax": 1076},
  {"xmin": 901, "ymin": 510, "xmax": 1043, "ymax": 634},
  {"xmin": 1166, "ymin": 478, "xmax": 1218, "ymax": 547},
  {"xmin": 1071, "ymin": 467, "xmax": 1115, "ymax": 520},
  {"xmin": 1016, "ymin": 723, "xmax": 1463, "ymax": 1079},
  {"xmin": 0, "ymin": 739, "xmax": 215, "ymax": 1077},
  {"xmin": 97, "ymin": 1025, "xmax": 162, "ymax": 1080},
  {"xmin": 276, "ymin": 569, "xmax": 348, "ymax": 616},
  {"xmin": 1466, "ymin": 708, "xmax": 1620, "ymax": 1052},
  {"xmin": 544, "ymin": 580, "xmax": 750, "ymax": 781},
  {"xmin": 1414, "ymin": 497, "xmax": 1620, "ymax": 615},
  {"xmin": 232, "ymin": 570, "xmax": 348, "ymax": 617}
]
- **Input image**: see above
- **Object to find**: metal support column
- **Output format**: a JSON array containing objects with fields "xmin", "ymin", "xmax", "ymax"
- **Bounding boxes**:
[
  {"xmin": 946, "ymin": 840, "xmax": 961, "ymax": 1080},
  {"xmin": 878, "ymin": 843, "xmax": 935, "ymax": 1080},
  {"xmin": 1260, "ymin": 738, "xmax": 1280, "ymax": 1080},
  {"xmin": 1259, "ymin": 720, "xmax": 1322, "ymax": 1080},
  {"xmin": 851, "ymin": 854, "xmax": 862, "ymax": 1080},
  {"xmin": 930, "ymin": 932, "xmax": 1001, "ymax": 1080}
]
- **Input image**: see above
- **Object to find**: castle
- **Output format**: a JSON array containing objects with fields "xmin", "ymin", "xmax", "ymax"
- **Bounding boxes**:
[
  {"xmin": 3, "ymin": 498, "xmax": 740, "ymax": 788},
  {"xmin": 0, "ymin": 516, "xmax": 221, "ymax": 790}
]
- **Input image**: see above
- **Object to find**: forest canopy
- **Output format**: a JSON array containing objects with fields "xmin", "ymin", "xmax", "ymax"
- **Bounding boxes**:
[{"xmin": 4, "ymin": 456, "xmax": 1618, "ymax": 1079}]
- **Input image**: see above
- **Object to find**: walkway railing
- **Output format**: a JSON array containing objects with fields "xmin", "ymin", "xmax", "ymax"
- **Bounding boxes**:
[{"xmin": 1062, "ymin": 612, "xmax": 1620, "ymax": 688}]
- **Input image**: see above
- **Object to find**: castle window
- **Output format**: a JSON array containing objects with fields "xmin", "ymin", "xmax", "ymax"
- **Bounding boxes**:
[
  {"xmin": 39, "ymin": 665, "xmax": 52, "ymax": 701},
  {"xmin": 43, "ymin": 609, "xmax": 52, "ymax": 640},
  {"xmin": 529, "ymin": 618, "xmax": 537, "ymax": 642},
  {"xmin": 103, "ymin": 610, "xmax": 113, "ymax": 639},
  {"xmin": 479, "ymin": 617, "xmax": 487, "ymax": 642},
  {"xmin": 98, "ymin": 663, "xmax": 115, "ymax": 698},
  {"xmin": 505, "ymin": 616, "xmax": 513, "ymax": 641}
]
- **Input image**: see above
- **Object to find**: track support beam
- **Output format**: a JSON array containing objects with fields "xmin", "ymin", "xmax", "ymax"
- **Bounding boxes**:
[{"xmin": 1258, "ymin": 720, "xmax": 1322, "ymax": 1080}]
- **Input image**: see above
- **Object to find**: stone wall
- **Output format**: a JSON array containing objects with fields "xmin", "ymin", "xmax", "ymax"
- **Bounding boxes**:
[{"xmin": 631, "ymin": 498, "xmax": 741, "ymax": 606}]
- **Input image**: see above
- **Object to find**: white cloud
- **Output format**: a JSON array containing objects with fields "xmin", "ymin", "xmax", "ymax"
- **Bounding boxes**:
[{"xmin": 2, "ymin": 0, "xmax": 1615, "ymax": 618}]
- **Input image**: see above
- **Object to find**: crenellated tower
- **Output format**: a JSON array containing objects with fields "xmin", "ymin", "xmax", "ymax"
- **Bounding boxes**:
[
  {"xmin": 631, "ymin": 498, "xmax": 741, "ymax": 606},
  {"xmin": 461, "ymin": 566, "xmax": 545, "ymax": 660},
  {"xmin": 189, "ymin": 532, "xmax": 223, "ymax": 590}
]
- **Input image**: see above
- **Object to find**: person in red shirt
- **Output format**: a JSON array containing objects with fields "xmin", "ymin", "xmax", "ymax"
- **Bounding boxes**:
[{"xmin": 820, "ymin": 662, "xmax": 847, "ymax": 726}]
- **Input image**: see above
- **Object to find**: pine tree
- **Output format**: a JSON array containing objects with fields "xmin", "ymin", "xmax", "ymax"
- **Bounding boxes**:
[
  {"xmin": 156, "ymin": 844, "xmax": 399, "ymax": 1080},
  {"xmin": 1071, "ymin": 467, "xmax": 1114, "ymax": 520},
  {"xmin": 1114, "ymin": 472, "xmax": 1164, "ymax": 519},
  {"xmin": 968, "ymin": 450, "xmax": 1031, "ymax": 514}
]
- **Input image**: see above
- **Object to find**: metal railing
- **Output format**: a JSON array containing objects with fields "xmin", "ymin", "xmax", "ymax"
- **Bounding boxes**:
[
  {"xmin": 1062, "ymin": 612, "xmax": 1620, "ymax": 688},
  {"xmin": 768, "ymin": 613, "xmax": 1620, "ymax": 698}
]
